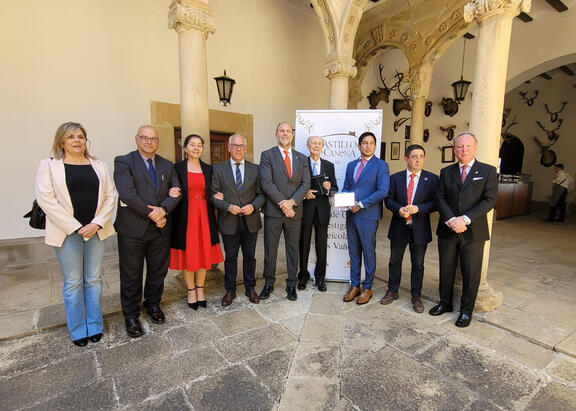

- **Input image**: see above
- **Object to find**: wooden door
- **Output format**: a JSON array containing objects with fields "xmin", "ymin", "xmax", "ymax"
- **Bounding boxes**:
[{"xmin": 210, "ymin": 132, "xmax": 230, "ymax": 165}]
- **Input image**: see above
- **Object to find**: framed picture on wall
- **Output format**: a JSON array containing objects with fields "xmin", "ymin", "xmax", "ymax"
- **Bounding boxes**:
[
  {"xmin": 391, "ymin": 142, "xmax": 401, "ymax": 160},
  {"xmin": 441, "ymin": 145, "xmax": 455, "ymax": 163}
]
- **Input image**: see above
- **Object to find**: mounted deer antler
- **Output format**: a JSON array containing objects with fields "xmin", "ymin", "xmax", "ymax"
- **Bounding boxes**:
[
  {"xmin": 502, "ymin": 114, "xmax": 518, "ymax": 140},
  {"xmin": 367, "ymin": 64, "xmax": 404, "ymax": 109},
  {"xmin": 536, "ymin": 119, "xmax": 563, "ymax": 142},
  {"xmin": 519, "ymin": 91, "xmax": 539, "ymax": 106},
  {"xmin": 545, "ymin": 102, "xmax": 567, "ymax": 123},
  {"xmin": 440, "ymin": 125, "xmax": 457, "ymax": 141},
  {"xmin": 393, "ymin": 117, "xmax": 410, "ymax": 132},
  {"xmin": 533, "ymin": 136, "xmax": 557, "ymax": 167}
]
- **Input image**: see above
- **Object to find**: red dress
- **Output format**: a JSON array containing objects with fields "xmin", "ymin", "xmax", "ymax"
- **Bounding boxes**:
[{"xmin": 169, "ymin": 172, "xmax": 223, "ymax": 271}]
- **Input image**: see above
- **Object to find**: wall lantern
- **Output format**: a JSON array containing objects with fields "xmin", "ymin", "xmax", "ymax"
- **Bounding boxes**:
[
  {"xmin": 451, "ymin": 37, "xmax": 471, "ymax": 103},
  {"xmin": 214, "ymin": 70, "xmax": 236, "ymax": 106}
]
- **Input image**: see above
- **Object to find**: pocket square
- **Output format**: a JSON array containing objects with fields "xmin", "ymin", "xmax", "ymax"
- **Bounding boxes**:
[{"xmin": 472, "ymin": 177, "xmax": 484, "ymax": 180}]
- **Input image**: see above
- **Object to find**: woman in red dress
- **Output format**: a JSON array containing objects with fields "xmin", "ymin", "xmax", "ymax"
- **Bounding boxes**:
[{"xmin": 170, "ymin": 134, "xmax": 223, "ymax": 309}]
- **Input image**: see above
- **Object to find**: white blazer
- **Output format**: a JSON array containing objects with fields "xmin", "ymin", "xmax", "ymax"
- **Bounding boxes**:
[{"xmin": 35, "ymin": 158, "xmax": 117, "ymax": 247}]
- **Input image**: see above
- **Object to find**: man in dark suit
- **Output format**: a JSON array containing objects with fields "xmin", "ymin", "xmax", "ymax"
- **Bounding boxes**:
[
  {"xmin": 430, "ymin": 132, "xmax": 498, "ymax": 327},
  {"xmin": 342, "ymin": 132, "xmax": 389, "ymax": 305},
  {"xmin": 298, "ymin": 136, "xmax": 338, "ymax": 292},
  {"xmin": 114, "ymin": 125, "xmax": 181, "ymax": 338},
  {"xmin": 259, "ymin": 122, "xmax": 311, "ymax": 301},
  {"xmin": 381, "ymin": 144, "xmax": 438, "ymax": 313},
  {"xmin": 212, "ymin": 134, "xmax": 266, "ymax": 307}
]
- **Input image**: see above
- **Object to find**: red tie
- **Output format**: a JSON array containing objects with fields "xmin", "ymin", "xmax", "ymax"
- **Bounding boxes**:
[
  {"xmin": 284, "ymin": 150, "xmax": 291, "ymax": 180},
  {"xmin": 461, "ymin": 165, "xmax": 468, "ymax": 183},
  {"xmin": 354, "ymin": 159, "xmax": 366, "ymax": 183},
  {"xmin": 406, "ymin": 173, "xmax": 416, "ymax": 224}
]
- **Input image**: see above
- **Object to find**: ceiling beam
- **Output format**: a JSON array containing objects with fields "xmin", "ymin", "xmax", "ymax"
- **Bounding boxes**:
[
  {"xmin": 463, "ymin": 32, "xmax": 475, "ymax": 39},
  {"xmin": 517, "ymin": 12, "xmax": 533, "ymax": 22},
  {"xmin": 540, "ymin": 73, "xmax": 553, "ymax": 80},
  {"xmin": 545, "ymin": 0, "xmax": 568, "ymax": 12},
  {"xmin": 560, "ymin": 65, "xmax": 575, "ymax": 76}
]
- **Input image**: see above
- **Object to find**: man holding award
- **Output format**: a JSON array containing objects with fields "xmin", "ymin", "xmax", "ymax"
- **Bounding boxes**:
[{"xmin": 298, "ymin": 136, "xmax": 338, "ymax": 292}]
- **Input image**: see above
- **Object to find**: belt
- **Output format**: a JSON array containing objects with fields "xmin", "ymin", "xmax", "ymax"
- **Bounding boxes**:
[{"xmin": 191, "ymin": 195, "xmax": 206, "ymax": 200}]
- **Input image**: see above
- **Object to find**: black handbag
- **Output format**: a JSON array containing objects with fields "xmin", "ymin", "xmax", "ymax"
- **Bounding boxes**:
[{"xmin": 24, "ymin": 200, "xmax": 46, "ymax": 229}]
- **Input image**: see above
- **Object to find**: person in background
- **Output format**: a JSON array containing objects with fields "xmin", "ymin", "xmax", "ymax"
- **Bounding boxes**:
[
  {"xmin": 543, "ymin": 163, "xmax": 572, "ymax": 223},
  {"xmin": 36, "ymin": 122, "xmax": 117, "ymax": 346}
]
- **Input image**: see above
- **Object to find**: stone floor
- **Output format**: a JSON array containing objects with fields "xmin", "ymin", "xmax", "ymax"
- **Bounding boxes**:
[{"xmin": 0, "ymin": 211, "xmax": 575, "ymax": 410}]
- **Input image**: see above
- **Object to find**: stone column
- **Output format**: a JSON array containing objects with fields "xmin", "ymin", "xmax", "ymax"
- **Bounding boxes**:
[
  {"xmin": 407, "ymin": 60, "xmax": 435, "ymax": 145},
  {"xmin": 463, "ymin": 0, "xmax": 531, "ymax": 311},
  {"xmin": 410, "ymin": 97, "xmax": 426, "ymax": 145},
  {"xmin": 323, "ymin": 57, "xmax": 357, "ymax": 109},
  {"xmin": 168, "ymin": 0, "xmax": 215, "ymax": 163}
]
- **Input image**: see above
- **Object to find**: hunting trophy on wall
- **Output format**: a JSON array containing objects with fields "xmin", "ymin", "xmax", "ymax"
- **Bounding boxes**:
[
  {"xmin": 367, "ymin": 64, "xmax": 403, "ymax": 109},
  {"xmin": 439, "ymin": 98, "xmax": 459, "ymax": 117},
  {"xmin": 519, "ymin": 91, "xmax": 539, "ymax": 107},
  {"xmin": 545, "ymin": 102, "xmax": 567, "ymax": 123}
]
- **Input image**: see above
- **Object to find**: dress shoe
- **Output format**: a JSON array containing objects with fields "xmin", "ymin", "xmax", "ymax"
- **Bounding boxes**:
[
  {"xmin": 455, "ymin": 313, "xmax": 472, "ymax": 327},
  {"xmin": 429, "ymin": 303, "xmax": 453, "ymax": 316},
  {"xmin": 146, "ymin": 305, "xmax": 166, "ymax": 324},
  {"xmin": 88, "ymin": 333, "xmax": 103, "ymax": 343},
  {"xmin": 356, "ymin": 288, "xmax": 372, "ymax": 305},
  {"xmin": 259, "ymin": 285, "xmax": 274, "ymax": 300},
  {"xmin": 196, "ymin": 285, "xmax": 207, "ymax": 308},
  {"xmin": 343, "ymin": 286, "xmax": 360, "ymax": 302},
  {"xmin": 411, "ymin": 296, "xmax": 424, "ymax": 313},
  {"xmin": 125, "ymin": 318, "xmax": 144, "ymax": 338},
  {"xmin": 187, "ymin": 288, "xmax": 198, "ymax": 310},
  {"xmin": 221, "ymin": 290, "xmax": 236, "ymax": 307},
  {"xmin": 73, "ymin": 337, "xmax": 88, "ymax": 347},
  {"xmin": 286, "ymin": 286, "xmax": 297, "ymax": 301},
  {"xmin": 245, "ymin": 289, "xmax": 260, "ymax": 304},
  {"xmin": 380, "ymin": 289, "xmax": 399, "ymax": 305},
  {"xmin": 316, "ymin": 281, "xmax": 327, "ymax": 292},
  {"xmin": 297, "ymin": 279, "xmax": 307, "ymax": 290}
]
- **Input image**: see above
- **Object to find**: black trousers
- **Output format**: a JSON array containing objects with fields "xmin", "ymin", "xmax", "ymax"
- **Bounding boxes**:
[
  {"xmin": 388, "ymin": 226, "xmax": 427, "ymax": 296},
  {"xmin": 221, "ymin": 217, "xmax": 258, "ymax": 292},
  {"xmin": 262, "ymin": 216, "xmax": 301, "ymax": 287},
  {"xmin": 117, "ymin": 225, "xmax": 170, "ymax": 319},
  {"xmin": 548, "ymin": 187, "xmax": 568, "ymax": 222},
  {"xmin": 438, "ymin": 236, "xmax": 485, "ymax": 315},
  {"xmin": 298, "ymin": 211, "xmax": 328, "ymax": 283}
]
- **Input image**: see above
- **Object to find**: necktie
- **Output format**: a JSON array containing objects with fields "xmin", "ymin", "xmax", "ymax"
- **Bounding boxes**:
[
  {"xmin": 235, "ymin": 163, "xmax": 243, "ymax": 192},
  {"xmin": 354, "ymin": 159, "xmax": 365, "ymax": 183},
  {"xmin": 284, "ymin": 150, "xmax": 292, "ymax": 180},
  {"xmin": 461, "ymin": 165, "xmax": 468, "ymax": 183},
  {"xmin": 406, "ymin": 173, "xmax": 416, "ymax": 224},
  {"xmin": 147, "ymin": 158, "xmax": 158, "ymax": 189},
  {"xmin": 312, "ymin": 161, "xmax": 318, "ymax": 176}
]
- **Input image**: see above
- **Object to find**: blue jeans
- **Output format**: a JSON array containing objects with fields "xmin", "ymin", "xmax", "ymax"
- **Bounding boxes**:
[{"xmin": 54, "ymin": 233, "xmax": 105, "ymax": 340}]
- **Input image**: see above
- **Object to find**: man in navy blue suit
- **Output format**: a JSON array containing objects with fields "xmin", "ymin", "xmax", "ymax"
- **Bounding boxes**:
[
  {"xmin": 381, "ymin": 144, "xmax": 438, "ymax": 313},
  {"xmin": 342, "ymin": 132, "xmax": 389, "ymax": 305}
]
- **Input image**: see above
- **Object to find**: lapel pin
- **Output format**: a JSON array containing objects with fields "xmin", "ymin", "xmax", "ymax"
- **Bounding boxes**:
[
  {"xmin": 424, "ymin": 177, "xmax": 428, "ymax": 181},
  {"xmin": 474, "ymin": 171, "xmax": 478, "ymax": 174}
]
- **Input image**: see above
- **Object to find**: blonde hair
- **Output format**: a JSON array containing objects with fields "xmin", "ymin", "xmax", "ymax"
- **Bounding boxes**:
[{"xmin": 51, "ymin": 122, "xmax": 93, "ymax": 159}]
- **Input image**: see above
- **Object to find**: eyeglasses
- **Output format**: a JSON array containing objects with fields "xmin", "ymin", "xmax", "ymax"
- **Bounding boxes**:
[
  {"xmin": 138, "ymin": 136, "xmax": 159, "ymax": 143},
  {"xmin": 230, "ymin": 144, "xmax": 247, "ymax": 150}
]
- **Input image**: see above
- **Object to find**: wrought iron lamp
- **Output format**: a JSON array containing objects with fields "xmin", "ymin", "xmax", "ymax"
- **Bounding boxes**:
[
  {"xmin": 451, "ymin": 37, "xmax": 471, "ymax": 103},
  {"xmin": 214, "ymin": 70, "xmax": 236, "ymax": 106}
]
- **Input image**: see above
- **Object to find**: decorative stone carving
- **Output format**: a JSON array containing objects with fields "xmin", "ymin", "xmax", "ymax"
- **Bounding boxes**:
[
  {"xmin": 323, "ymin": 57, "xmax": 357, "ymax": 79},
  {"xmin": 168, "ymin": 0, "xmax": 215, "ymax": 35},
  {"xmin": 464, "ymin": 0, "xmax": 531, "ymax": 22},
  {"xmin": 439, "ymin": 23, "xmax": 448, "ymax": 32},
  {"xmin": 371, "ymin": 25, "xmax": 383, "ymax": 44}
]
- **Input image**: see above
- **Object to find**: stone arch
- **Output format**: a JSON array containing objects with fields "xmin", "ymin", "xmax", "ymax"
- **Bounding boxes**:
[{"xmin": 506, "ymin": 52, "xmax": 576, "ymax": 91}]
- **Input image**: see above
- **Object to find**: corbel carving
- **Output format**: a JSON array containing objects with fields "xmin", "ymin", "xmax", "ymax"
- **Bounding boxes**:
[
  {"xmin": 168, "ymin": 0, "xmax": 215, "ymax": 35},
  {"xmin": 464, "ymin": 0, "xmax": 531, "ymax": 23},
  {"xmin": 323, "ymin": 57, "xmax": 357, "ymax": 79}
]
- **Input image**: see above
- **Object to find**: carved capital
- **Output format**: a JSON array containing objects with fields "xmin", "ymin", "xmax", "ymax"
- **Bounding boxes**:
[
  {"xmin": 323, "ymin": 57, "xmax": 357, "ymax": 79},
  {"xmin": 463, "ymin": 0, "xmax": 531, "ymax": 23},
  {"xmin": 168, "ymin": 0, "xmax": 216, "ymax": 35}
]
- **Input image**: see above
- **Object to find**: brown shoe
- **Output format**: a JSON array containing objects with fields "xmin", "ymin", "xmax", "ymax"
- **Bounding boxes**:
[
  {"xmin": 380, "ymin": 289, "xmax": 399, "ymax": 305},
  {"xmin": 411, "ymin": 296, "xmax": 424, "ymax": 313},
  {"xmin": 221, "ymin": 291, "xmax": 236, "ymax": 307},
  {"xmin": 356, "ymin": 288, "xmax": 373, "ymax": 305},
  {"xmin": 245, "ymin": 289, "xmax": 260, "ymax": 304},
  {"xmin": 343, "ymin": 286, "xmax": 360, "ymax": 302}
]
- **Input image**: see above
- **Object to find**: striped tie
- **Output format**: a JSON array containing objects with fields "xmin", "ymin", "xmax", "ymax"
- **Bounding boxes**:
[{"xmin": 235, "ymin": 163, "xmax": 242, "ymax": 192}]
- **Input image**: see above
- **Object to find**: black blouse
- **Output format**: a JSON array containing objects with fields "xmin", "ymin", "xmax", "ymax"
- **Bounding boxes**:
[{"xmin": 64, "ymin": 164, "xmax": 99, "ymax": 226}]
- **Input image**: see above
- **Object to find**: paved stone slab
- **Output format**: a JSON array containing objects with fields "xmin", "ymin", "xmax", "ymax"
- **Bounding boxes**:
[
  {"xmin": 0, "ymin": 309, "xmax": 34, "ymax": 340},
  {"xmin": 342, "ymin": 345, "xmax": 473, "ymax": 410},
  {"xmin": 526, "ymin": 382, "xmax": 576, "ymax": 411},
  {"xmin": 280, "ymin": 313, "xmax": 306, "ymax": 337},
  {"xmin": 126, "ymin": 388, "xmax": 193, "ymax": 411},
  {"xmin": 522, "ymin": 294, "xmax": 576, "ymax": 328},
  {"xmin": 256, "ymin": 296, "xmax": 311, "ymax": 322},
  {"xmin": 300, "ymin": 314, "xmax": 342, "ymax": 344},
  {"xmin": 308, "ymin": 292, "xmax": 345, "ymax": 315},
  {"xmin": 289, "ymin": 342, "xmax": 340, "ymax": 379},
  {"xmin": 212, "ymin": 308, "xmax": 269, "ymax": 336},
  {"xmin": 467, "ymin": 398, "xmax": 506, "ymax": 411},
  {"xmin": 556, "ymin": 331, "xmax": 576, "ymax": 358},
  {"xmin": 36, "ymin": 302, "xmax": 67, "ymax": 329},
  {"xmin": 215, "ymin": 323, "xmax": 296, "ymax": 363},
  {"xmin": 415, "ymin": 336, "xmax": 543, "ymax": 409},
  {"xmin": 186, "ymin": 365, "xmax": 276, "ymax": 410},
  {"xmin": 165, "ymin": 319, "xmax": 224, "ymax": 352},
  {"xmin": 0, "ymin": 353, "xmax": 99, "ymax": 410},
  {"xmin": 97, "ymin": 334, "xmax": 173, "ymax": 376},
  {"xmin": 279, "ymin": 377, "xmax": 339, "ymax": 411},
  {"xmin": 27, "ymin": 379, "xmax": 117, "ymax": 411},
  {"xmin": 322, "ymin": 281, "xmax": 350, "ymax": 295},
  {"xmin": 546, "ymin": 356, "xmax": 576, "ymax": 388},
  {"xmin": 114, "ymin": 344, "xmax": 225, "ymax": 406},
  {"xmin": 441, "ymin": 320, "xmax": 506, "ymax": 347},
  {"xmin": 247, "ymin": 347, "xmax": 295, "ymax": 400},
  {"xmin": 489, "ymin": 333, "xmax": 556, "ymax": 369}
]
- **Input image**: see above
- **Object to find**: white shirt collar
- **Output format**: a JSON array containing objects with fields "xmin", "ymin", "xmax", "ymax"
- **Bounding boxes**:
[
  {"xmin": 230, "ymin": 158, "xmax": 245, "ymax": 167},
  {"xmin": 278, "ymin": 146, "xmax": 292, "ymax": 155},
  {"xmin": 406, "ymin": 169, "xmax": 422, "ymax": 178},
  {"xmin": 459, "ymin": 159, "xmax": 475, "ymax": 169}
]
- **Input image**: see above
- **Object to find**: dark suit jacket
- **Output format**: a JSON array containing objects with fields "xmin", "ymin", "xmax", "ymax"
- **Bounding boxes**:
[
  {"xmin": 259, "ymin": 147, "xmax": 311, "ymax": 219},
  {"xmin": 343, "ymin": 156, "xmax": 389, "ymax": 221},
  {"xmin": 303, "ymin": 157, "xmax": 338, "ymax": 226},
  {"xmin": 385, "ymin": 170, "xmax": 438, "ymax": 245},
  {"xmin": 435, "ymin": 160, "xmax": 498, "ymax": 242},
  {"xmin": 114, "ymin": 151, "xmax": 181, "ymax": 238},
  {"xmin": 211, "ymin": 160, "xmax": 266, "ymax": 235},
  {"xmin": 171, "ymin": 160, "xmax": 219, "ymax": 250}
]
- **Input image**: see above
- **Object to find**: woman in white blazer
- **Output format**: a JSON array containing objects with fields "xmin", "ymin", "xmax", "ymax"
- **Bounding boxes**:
[{"xmin": 36, "ymin": 122, "xmax": 117, "ymax": 347}]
